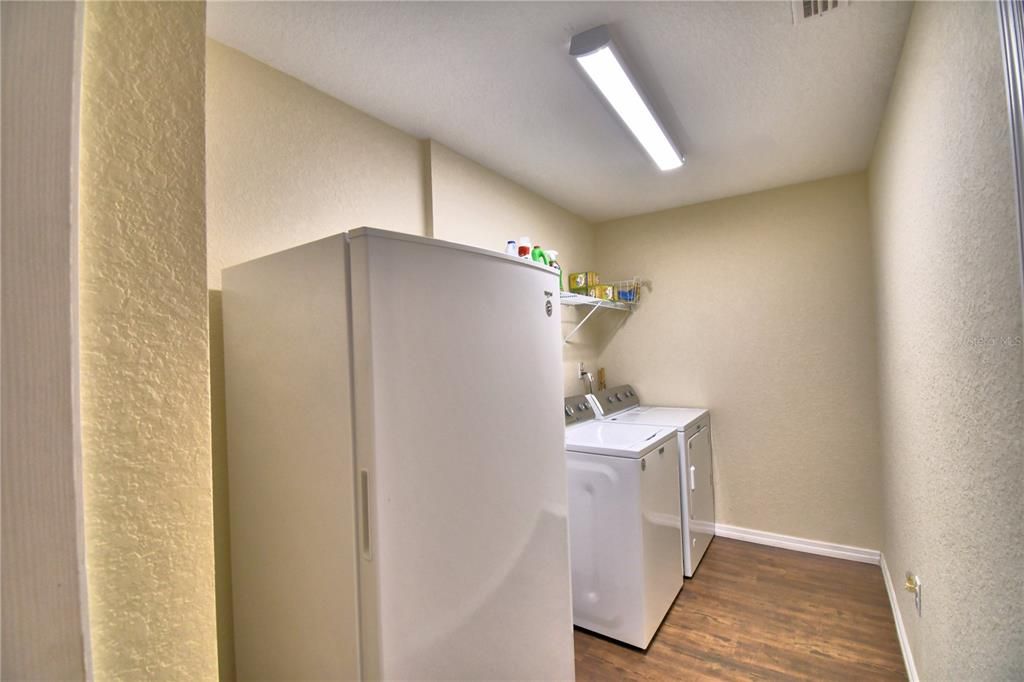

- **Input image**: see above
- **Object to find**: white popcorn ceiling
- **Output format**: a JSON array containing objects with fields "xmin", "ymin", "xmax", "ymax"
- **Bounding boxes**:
[{"xmin": 207, "ymin": 1, "xmax": 913, "ymax": 222}]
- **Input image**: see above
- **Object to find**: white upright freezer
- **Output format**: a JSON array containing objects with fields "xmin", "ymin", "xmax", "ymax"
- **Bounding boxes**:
[{"xmin": 222, "ymin": 228, "xmax": 575, "ymax": 680}]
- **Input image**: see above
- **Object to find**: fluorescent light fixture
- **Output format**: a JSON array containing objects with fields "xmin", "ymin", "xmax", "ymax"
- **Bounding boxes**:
[{"xmin": 570, "ymin": 26, "xmax": 684, "ymax": 171}]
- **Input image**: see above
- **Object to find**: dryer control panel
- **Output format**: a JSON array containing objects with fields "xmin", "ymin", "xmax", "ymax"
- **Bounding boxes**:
[
  {"xmin": 564, "ymin": 394, "xmax": 596, "ymax": 426},
  {"xmin": 590, "ymin": 384, "xmax": 641, "ymax": 417}
]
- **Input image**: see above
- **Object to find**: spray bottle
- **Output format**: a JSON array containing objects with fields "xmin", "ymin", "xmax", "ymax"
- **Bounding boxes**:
[{"xmin": 547, "ymin": 250, "xmax": 563, "ymax": 291}]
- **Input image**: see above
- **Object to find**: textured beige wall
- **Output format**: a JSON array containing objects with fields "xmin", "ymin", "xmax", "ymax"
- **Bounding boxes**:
[
  {"xmin": 78, "ymin": 2, "xmax": 217, "ymax": 678},
  {"xmin": 869, "ymin": 2, "xmax": 1024, "ymax": 678},
  {"xmin": 206, "ymin": 39, "xmax": 427, "ymax": 290},
  {"xmin": 429, "ymin": 141, "xmax": 600, "ymax": 395},
  {"xmin": 595, "ymin": 174, "xmax": 883, "ymax": 549}
]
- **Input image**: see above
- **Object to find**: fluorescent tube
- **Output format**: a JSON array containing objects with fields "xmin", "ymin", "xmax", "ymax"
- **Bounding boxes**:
[{"xmin": 571, "ymin": 28, "xmax": 684, "ymax": 171}]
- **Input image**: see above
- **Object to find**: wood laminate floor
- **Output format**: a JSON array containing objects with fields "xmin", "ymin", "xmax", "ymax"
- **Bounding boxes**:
[{"xmin": 573, "ymin": 538, "xmax": 906, "ymax": 681}]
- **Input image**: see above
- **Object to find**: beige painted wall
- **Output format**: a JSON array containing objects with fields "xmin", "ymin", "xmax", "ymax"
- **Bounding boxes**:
[
  {"xmin": 78, "ymin": 2, "xmax": 217, "ymax": 678},
  {"xmin": 595, "ymin": 174, "xmax": 883, "ymax": 549},
  {"xmin": 206, "ymin": 39, "xmax": 428, "ymax": 290},
  {"xmin": 429, "ymin": 141, "xmax": 601, "ymax": 394},
  {"xmin": 869, "ymin": 2, "xmax": 1024, "ymax": 678}
]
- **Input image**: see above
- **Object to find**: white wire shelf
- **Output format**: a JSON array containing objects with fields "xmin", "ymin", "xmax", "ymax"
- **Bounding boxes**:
[{"xmin": 559, "ymin": 291, "xmax": 636, "ymax": 343}]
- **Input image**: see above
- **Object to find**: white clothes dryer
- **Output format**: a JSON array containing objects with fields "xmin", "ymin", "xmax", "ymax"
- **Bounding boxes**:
[{"xmin": 587, "ymin": 386, "xmax": 715, "ymax": 577}]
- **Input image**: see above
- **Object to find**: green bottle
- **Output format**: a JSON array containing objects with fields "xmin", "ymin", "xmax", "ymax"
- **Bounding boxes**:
[{"xmin": 531, "ymin": 245, "xmax": 550, "ymax": 266}]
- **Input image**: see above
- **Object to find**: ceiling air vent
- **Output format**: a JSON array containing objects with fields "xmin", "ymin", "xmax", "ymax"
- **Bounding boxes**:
[{"xmin": 792, "ymin": 0, "xmax": 848, "ymax": 24}]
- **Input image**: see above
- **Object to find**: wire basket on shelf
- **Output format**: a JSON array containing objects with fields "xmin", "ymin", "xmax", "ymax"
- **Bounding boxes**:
[{"xmin": 605, "ymin": 277, "xmax": 643, "ymax": 305}]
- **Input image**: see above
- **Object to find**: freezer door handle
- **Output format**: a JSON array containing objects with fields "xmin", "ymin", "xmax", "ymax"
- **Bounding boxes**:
[
  {"xmin": 689, "ymin": 464, "xmax": 696, "ymax": 491},
  {"xmin": 359, "ymin": 469, "xmax": 372, "ymax": 561}
]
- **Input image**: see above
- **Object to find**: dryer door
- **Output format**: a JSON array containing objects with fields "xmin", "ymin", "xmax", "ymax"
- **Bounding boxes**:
[
  {"xmin": 638, "ymin": 440, "xmax": 684, "ymax": 647},
  {"xmin": 686, "ymin": 426, "xmax": 715, "ymax": 575}
]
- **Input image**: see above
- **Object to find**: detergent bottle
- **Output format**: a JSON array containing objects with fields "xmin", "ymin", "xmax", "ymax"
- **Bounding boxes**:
[{"xmin": 531, "ymin": 244, "xmax": 550, "ymax": 266}]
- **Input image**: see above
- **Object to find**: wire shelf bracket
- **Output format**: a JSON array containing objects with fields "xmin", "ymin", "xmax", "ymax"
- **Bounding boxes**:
[{"xmin": 560, "ymin": 292, "xmax": 634, "ymax": 344}]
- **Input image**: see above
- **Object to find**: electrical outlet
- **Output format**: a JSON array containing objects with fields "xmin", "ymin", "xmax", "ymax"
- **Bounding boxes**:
[
  {"xmin": 578, "ymin": 362, "xmax": 586, "ymax": 378},
  {"xmin": 904, "ymin": 572, "xmax": 922, "ymax": 616}
]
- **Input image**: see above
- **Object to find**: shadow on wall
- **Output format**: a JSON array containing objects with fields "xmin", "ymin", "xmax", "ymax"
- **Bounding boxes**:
[
  {"xmin": 209, "ymin": 290, "xmax": 236, "ymax": 681},
  {"xmin": 559, "ymin": 302, "xmax": 626, "ymax": 394}
]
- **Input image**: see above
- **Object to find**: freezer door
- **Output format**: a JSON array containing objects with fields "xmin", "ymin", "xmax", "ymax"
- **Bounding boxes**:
[
  {"xmin": 685, "ymin": 425, "xmax": 715, "ymax": 576},
  {"xmin": 349, "ymin": 230, "xmax": 574, "ymax": 680}
]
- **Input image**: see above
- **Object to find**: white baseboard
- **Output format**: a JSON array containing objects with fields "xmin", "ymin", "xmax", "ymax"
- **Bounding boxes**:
[
  {"xmin": 714, "ymin": 522, "xmax": 881, "ymax": 564},
  {"xmin": 880, "ymin": 553, "xmax": 919, "ymax": 682}
]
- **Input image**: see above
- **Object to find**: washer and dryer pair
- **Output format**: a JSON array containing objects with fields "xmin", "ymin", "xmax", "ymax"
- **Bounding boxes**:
[{"xmin": 562, "ymin": 387, "xmax": 715, "ymax": 649}]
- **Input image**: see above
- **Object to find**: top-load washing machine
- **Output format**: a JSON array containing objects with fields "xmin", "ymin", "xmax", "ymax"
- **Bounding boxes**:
[
  {"xmin": 587, "ymin": 386, "xmax": 715, "ymax": 577},
  {"xmin": 563, "ymin": 395, "xmax": 683, "ymax": 649}
]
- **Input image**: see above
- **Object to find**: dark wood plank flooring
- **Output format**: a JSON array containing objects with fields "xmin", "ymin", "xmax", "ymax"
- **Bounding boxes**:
[{"xmin": 574, "ymin": 538, "xmax": 906, "ymax": 681}]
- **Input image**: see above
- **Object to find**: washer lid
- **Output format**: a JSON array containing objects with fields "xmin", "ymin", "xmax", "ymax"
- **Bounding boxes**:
[
  {"xmin": 605, "ymin": 406, "xmax": 708, "ymax": 431},
  {"xmin": 565, "ymin": 421, "xmax": 676, "ymax": 458}
]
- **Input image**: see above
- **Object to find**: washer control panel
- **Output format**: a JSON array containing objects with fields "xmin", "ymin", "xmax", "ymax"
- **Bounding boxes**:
[
  {"xmin": 564, "ymin": 394, "xmax": 596, "ymax": 426},
  {"xmin": 591, "ymin": 384, "xmax": 641, "ymax": 417}
]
